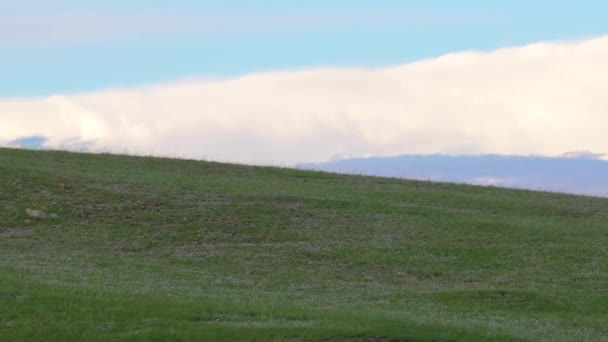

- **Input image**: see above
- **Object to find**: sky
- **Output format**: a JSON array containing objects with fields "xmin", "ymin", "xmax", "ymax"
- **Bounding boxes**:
[
  {"xmin": 1, "ymin": 1, "xmax": 608, "ymax": 169},
  {"xmin": 301, "ymin": 154, "xmax": 608, "ymax": 197},
  {"xmin": 2, "ymin": 1, "xmax": 608, "ymax": 96}
]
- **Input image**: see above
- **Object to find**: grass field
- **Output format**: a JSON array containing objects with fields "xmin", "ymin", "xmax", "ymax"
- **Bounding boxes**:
[{"xmin": 1, "ymin": 147, "xmax": 607, "ymax": 341}]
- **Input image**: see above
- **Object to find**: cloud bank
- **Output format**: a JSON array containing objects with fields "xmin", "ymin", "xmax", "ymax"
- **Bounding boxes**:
[{"xmin": 2, "ymin": 36, "xmax": 608, "ymax": 165}]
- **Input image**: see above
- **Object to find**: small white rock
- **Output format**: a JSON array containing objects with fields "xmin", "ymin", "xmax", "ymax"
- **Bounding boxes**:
[{"xmin": 25, "ymin": 208, "xmax": 58, "ymax": 219}]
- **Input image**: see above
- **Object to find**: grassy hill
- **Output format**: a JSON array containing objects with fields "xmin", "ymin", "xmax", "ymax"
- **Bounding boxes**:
[{"xmin": 1, "ymin": 148, "xmax": 607, "ymax": 341}]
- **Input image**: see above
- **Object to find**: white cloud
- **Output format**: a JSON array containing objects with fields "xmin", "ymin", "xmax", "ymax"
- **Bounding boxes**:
[
  {"xmin": 1, "ymin": 36, "xmax": 608, "ymax": 165},
  {"xmin": 470, "ymin": 177, "xmax": 514, "ymax": 187},
  {"xmin": 561, "ymin": 150, "xmax": 605, "ymax": 159}
]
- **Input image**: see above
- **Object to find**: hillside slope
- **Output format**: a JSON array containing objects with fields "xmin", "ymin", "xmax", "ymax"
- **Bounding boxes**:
[{"xmin": 1, "ymin": 148, "xmax": 607, "ymax": 341}]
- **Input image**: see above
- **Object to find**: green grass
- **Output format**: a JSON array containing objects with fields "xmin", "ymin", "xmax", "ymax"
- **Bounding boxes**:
[{"xmin": 1, "ymin": 147, "xmax": 607, "ymax": 341}]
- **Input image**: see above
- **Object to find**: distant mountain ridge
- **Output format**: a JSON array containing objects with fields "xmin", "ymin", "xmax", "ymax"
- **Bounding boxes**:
[{"xmin": 299, "ymin": 154, "xmax": 608, "ymax": 197}]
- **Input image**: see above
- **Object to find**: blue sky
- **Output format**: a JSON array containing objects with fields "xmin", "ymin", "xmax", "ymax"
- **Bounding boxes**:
[{"xmin": 2, "ymin": 1, "xmax": 608, "ymax": 97}]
